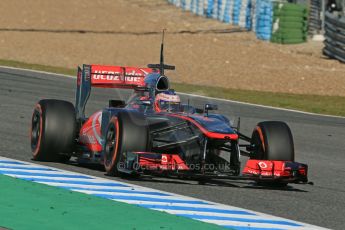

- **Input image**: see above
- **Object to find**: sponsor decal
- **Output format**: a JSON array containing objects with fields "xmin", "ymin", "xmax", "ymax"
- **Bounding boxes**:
[
  {"xmin": 79, "ymin": 112, "xmax": 102, "ymax": 146},
  {"xmin": 261, "ymin": 171, "xmax": 272, "ymax": 176},
  {"xmin": 90, "ymin": 65, "xmax": 155, "ymax": 84},
  {"xmin": 246, "ymin": 169, "xmax": 259, "ymax": 175},
  {"xmin": 79, "ymin": 134, "xmax": 97, "ymax": 144},
  {"xmin": 92, "ymin": 70, "xmax": 142, "ymax": 83},
  {"xmin": 161, "ymin": 155, "xmax": 168, "ymax": 163},
  {"xmin": 258, "ymin": 161, "xmax": 268, "ymax": 169}
]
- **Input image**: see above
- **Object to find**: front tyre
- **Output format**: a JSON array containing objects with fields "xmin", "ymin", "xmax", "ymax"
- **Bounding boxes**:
[
  {"xmin": 250, "ymin": 121, "xmax": 294, "ymax": 161},
  {"xmin": 31, "ymin": 99, "xmax": 76, "ymax": 162},
  {"xmin": 250, "ymin": 121, "xmax": 294, "ymax": 187}
]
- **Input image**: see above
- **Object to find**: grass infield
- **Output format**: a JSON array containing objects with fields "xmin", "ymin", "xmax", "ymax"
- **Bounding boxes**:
[{"xmin": 1, "ymin": 59, "xmax": 344, "ymax": 117}]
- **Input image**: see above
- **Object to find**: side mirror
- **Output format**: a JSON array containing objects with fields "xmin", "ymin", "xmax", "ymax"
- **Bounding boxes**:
[{"xmin": 204, "ymin": 103, "xmax": 218, "ymax": 116}]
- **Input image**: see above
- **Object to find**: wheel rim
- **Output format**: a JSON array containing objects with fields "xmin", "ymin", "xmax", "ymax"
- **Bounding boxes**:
[
  {"xmin": 31, "ymin": 110, "xmax": 41, "ymax": 151},
  {"xmin": 104, "ymin": 123, "xmax": 117, "ymax": 167}
]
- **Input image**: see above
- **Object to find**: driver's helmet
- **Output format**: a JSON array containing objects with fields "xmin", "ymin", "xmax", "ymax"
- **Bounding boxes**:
[{"xmin": 154, "ymin": 90, "xmax": 181, "ymax": 112}]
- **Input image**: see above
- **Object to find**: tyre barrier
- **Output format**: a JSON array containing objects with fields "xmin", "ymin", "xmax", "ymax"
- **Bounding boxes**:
[
  {"xmin": 239, "ymin": 0, "xmax": 251, "ymax": 28},
  {"xmin": 190, "ymin": 0, "xmax": 205, "ymax": 15},
  {"xmin": 167, "ymin": 0, "xmax": 308, "ymax": 43},
  {"xmin": 212, "ymin": 0, "xmax": 219, "ymax": 18},
  {"xmin": 323, "ymin": 11, "xmax": 345, "ymax": 63},
  {"xmin": 245, "ymin": 0, "xmax": 253, "ymax": 29},
  {"xmin": 219, "ymin": 0, "xmax": 227, "ymax": 21},
  {"xmin": 233, "ymin": 0, "xmax": 241, "ymax": 25},
  {"xmin": 271, "ymin": 3, "xmax": 308, "ymax": 44},
  {"xmin": 255, "ymin": 0, "xmax": 274, "ymax": 40},
  {"xmin": 308, "ymin": 0, "xmax": 322, "ymax": 35},
  {"xmin": 206, "ymin": 0, "xmax": 214, "ymax": 17},
  {"xmin": 223, "ymin": 0, "xmax": 234, "ymax": 23},
  {"xmin": 251, "ymin": 0, "xmax": 257, "ymax": 31},
  {"xmin": 183, "ymin": 0, "xmax": 192, "ymax": 10}
]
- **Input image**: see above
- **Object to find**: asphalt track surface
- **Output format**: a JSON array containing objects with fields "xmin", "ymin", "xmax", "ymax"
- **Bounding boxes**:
[{"xmin": 0, "ymin": 67, "xmax": 344, "ymax": 229}]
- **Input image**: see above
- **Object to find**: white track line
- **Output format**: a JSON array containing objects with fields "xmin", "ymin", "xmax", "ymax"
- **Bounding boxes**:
[
  {"xmin": 29, "ymin": 182, "xmax": 164, "ymax": 192},
  {"xmin": 195, "ymin": 220, "xmax": 304, "ymax": 229},
  {"xmin": 0, "ymin": 156, "xmax": 327, "ymax": 230},
  {"xmin": 5, "ymin": 174, "xmax": 93, "ymax": 180},
  {"xmin": 69, "ymin": 189, "xmax": 201, "ymax": 200},
  {"xmin": 148, "ymin": 209, "xmax": 279, "ymax": 219},
  {"xmin": 0, "ymin": 167, "xmax": 88, "ymax": 175}
]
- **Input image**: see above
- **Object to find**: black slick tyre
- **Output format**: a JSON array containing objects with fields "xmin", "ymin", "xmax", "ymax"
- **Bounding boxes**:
[
  {"xmin": 103, "ymin": 110, "xmax": 149, "ymax": 176},
  {"xmin": 250, "ymin": 121, "xmax": 294, "ymax": 161},
  {"xmin": 31, "ymin": 99, "xmax": 76, "ymax": 162}
]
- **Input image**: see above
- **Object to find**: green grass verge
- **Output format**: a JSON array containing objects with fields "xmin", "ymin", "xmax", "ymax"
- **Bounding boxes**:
[
  {"xmin": 0, "ymin": 174, "xmax": 224, "ymax": 230},
  {"xmin": 173, "ymin": 83, "xmax": 345, "ymax": 117},
  {"xmin": 1, "ymin": 58, "xmax": 344, "ymax": 117},
  {"xmin": 0, "ymin": 59, "xmax": 76, "ymax": 76}
]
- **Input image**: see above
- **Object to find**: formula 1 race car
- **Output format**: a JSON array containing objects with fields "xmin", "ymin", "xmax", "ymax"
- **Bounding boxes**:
[{"xmin": 30, "ymin": 37, "xmax": 308, "ymax": 186}]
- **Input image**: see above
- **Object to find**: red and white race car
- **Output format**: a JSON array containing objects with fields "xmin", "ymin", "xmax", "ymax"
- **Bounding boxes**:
[{"xmin": 30, "ymin": 40, "xmax": 308, "ymax": 186}]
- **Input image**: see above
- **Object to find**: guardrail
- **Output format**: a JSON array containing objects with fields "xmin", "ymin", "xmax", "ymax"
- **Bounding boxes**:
[
  {"xmin": 168, "ymin": 0, "xmax": 307, "ymax": 43},
  {"xmin": 323, "ymin": 11, "xmax": 345, "ymax": 62}
]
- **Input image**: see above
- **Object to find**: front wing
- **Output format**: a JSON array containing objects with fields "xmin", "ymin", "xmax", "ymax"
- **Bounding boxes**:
[
  {"xmin": 242, "ymin": 160, "xmax": 308, "ymax": 183},
  {"xmin": 118, "ymin": 152, "xmax": 308, "ymax": 185}
]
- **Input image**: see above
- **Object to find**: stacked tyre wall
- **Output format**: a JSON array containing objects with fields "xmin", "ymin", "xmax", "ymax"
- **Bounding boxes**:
[
  {"xmin": 323, "ymin": 11, "xmax": 345, "ymax": 62},
  {"xmin": 168, "ymin": 0, "xmax": 307, "ymax": 43},
  {"xmin": 308, "ymin": 0, "xmax": 322, "ymax": 35},
  {"xmin": 255, "ymin": 0, "xmax": 274, "ymax": 40},
  {"xmin": 271, "ymin": 3, "xmax": 308, "ymax": 44}
]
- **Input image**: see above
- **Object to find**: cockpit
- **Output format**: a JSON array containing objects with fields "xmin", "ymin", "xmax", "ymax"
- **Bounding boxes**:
[{"xmin": 125, "ymin": 90, "xmax": 154, "ymax": 113}]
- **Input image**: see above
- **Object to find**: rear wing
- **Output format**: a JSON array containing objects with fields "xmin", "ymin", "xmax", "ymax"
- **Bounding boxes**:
[
  {"xmin": 75, "ymin": 64, "xmax": 155, "ymax": 120},
  {"xmin": 89, "ymin": 65, "xmax": 155, "ymax": 89}
]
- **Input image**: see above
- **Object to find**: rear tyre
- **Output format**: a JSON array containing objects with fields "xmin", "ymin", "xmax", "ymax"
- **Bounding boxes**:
[
  {"xmin": 250, "ymin": 121, "xmax": 294, "ymax": 161},
  {"xmin": 31, "ymin": 99, "xmax": 76, "ymax": 162},
  {"xmin": 103, "ymin": 110, "xmax": 149, "ymax": 176}
]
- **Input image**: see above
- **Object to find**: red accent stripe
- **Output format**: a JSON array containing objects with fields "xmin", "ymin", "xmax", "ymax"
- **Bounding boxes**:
[
  {"xmin": 31, "ymin": 104, "xmax": 43, "ymax": 157},
  {"xmin": 104, "ymin": 117, "xmax": 120, "ymax": 172}
]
